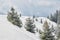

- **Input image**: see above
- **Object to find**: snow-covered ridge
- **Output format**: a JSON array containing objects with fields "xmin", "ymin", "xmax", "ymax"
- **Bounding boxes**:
[{"xmin": 0, "ymin": 15, "xmax": 57, "ymax": 40}]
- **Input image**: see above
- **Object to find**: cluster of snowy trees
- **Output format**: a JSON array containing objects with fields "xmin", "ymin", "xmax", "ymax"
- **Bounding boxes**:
[
  {"xmin": 48, "ymin": 10, "xmax": 59, "ymax": 23},
  {"xmin": 47, "ymin": 10, "xmax": 60, "ymax": 40},
  {"xmin": 7, "ymin": 7, "xmax": 60, "ymax": 40},
  {"xmin": 7, "ymin": 7, "xmax": 36, "ymax": 33}
]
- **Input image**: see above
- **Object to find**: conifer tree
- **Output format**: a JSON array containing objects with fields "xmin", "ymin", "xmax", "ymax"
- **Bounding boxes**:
[
  {"xmin": 25, "ymin": 18, "xmax": 35, "ymax": 33},
  {"xmin": 40, "ymin": 21, "xmax": 55, "ymax": 40},
  {"xmin": 35, "ymin": 18, "xmax": 38, "ymax": 21},
  {"xmin": 33, "ymin": 15, "xmax": 35, "ymax": 19},
  {"xmin": 56, "ymin": 10, "xmax": 60, "ymax": 40},
  {"xmin": 7, "ymin": 7, "xmax": 22, "ymax": 27},
  {"xmin": 40, "ymin": 19, "xmax": 42, "ymax": 23},
  {"xmin": 47, "ymin": 16, "xmax": 50, "ymax": 19},
  {"xmin": 20, "ymin": 14, "xmax": 21, "ymax": 17}
]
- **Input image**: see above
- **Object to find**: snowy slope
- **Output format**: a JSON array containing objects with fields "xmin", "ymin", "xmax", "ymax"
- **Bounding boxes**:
[
  {"xmin": 0, "ymin": 15, "xmax": 57, "ymax": 40},
  {"xmin": 0, "ymin": 15, "xmax": 37, "ymax": 40},
  {"xmin": 35, "ymin": 17, "xmax": 57, "ymax": 29}
]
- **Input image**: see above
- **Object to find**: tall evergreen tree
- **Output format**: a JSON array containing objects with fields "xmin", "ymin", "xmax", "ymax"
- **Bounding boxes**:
[
  {"xmin": 40, "ymin": 21, "xmax": 55, "ymax": 40},
  {"xmin": 7, "ymin": 7, "xmax": 22, "ymax": 27},
  {"xmin": 56, "ymin": 10, "xmax": 60, "ymax": 40},
  {"xmin": 25, "ymin": 18, "xmax": 35, "ymax": 33}
]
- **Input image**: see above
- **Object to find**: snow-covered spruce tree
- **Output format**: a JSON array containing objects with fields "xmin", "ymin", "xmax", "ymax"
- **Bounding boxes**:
[
  {"xmin": 7, "ymin": 7, "xmax": 22, "ymax": 27},
  {"xmin": 25, "ymin": 18, "xmax": 35, "ymax": 33},
  {"xmin": 56, "ymin": 10, "xmax": 60, "ymax": 40},
  {"xmin": 40, "ymin": 21, "xmax": 55, "ymax": 40}
]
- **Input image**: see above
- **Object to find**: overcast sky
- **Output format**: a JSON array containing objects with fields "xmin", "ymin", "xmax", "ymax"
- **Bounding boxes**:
[{"xmin": 0, "ymin": 0, "xmax": 60, "ymax": 16}]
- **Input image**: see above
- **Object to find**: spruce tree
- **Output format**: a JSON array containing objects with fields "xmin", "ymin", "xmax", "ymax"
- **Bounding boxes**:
[
  {"xmin": 40, "ymin": 21, "xmax": 55, "ymax": 40},
  {"xmin": 40, "ymin": 19, "xmax": 42, "ymax": 23},
  {"xmin": 7, "ymin": 7, "xmax": 22, "ymax": 27},
  {"xmin": 47, "ymin": 16, "xmax": 49, "ymax": 19},
  {"xmin": 20, "ymin": 14, "xmax": 21, "ymax": 17},
  {"xmin": 25, "ymin": 18, "xmax": 35, "ymax": 33},
  {"xmin": 56, "ymin": 10, "xmax": 60, "ymax": 40},
  {"xmin": 33, "ymin": 15, "xmax": 35, "ymax": 19},
  {"xmin": 35, "ymin": 18, "xmax": 38, "ymax": 21}
]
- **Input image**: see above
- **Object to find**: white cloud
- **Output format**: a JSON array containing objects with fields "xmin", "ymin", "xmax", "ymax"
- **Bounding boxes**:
[
  {"xmin": 0, "ymin": 0, "xmax": 18, "ymax": 13},
  {"xmin": 32, "ymin": 0, "xmax": 58, "ymax": 6},
  {"xmin": 38, "ymin": 1, "xmax": 51, "ymax": 6},
  {"xmin": 28, "ymin": 0, "xmax": 32, "ymax": 3},
  {"xmin": 0, "ymin": 0, "xmax": 60, "ymax": 15}
]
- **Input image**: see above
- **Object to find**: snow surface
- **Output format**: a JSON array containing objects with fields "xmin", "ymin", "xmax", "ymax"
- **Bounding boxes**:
[{"xmin": 0, "ymin": 15, "xmax": 57, "ymax": 40}]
